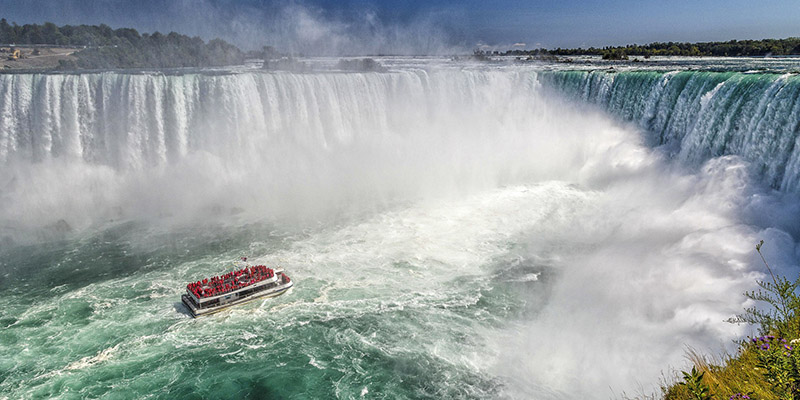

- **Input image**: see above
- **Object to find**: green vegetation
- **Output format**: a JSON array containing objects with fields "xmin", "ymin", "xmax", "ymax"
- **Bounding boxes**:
[
  {"xmin": 678, "ymin": 367, "xmax": 712, "ymax": 400},
  {"xmin": 601, "ymin": 48, "xmax": 628, "ymax": 60},
  {"xmin": 0, "ymin": 19, "xmax": 245, "ymax": 69},
  {"xmin": 500, "ymin": 37, "xmax": 800, "ymax": 59},
  {"xmin": 663, "ymin": 241, "xmax": 800, "ymax": 400}
]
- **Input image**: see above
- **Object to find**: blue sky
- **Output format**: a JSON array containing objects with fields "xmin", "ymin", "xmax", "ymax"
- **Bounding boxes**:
[{"xmin": 1, "ymin": 0, "xmax": 799, "ymax": 53}]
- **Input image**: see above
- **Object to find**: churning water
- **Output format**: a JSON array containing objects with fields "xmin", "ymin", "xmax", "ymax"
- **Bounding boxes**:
[{"xmin": 1, "ymin": 58, "xmax": 799, "ymax": 398}]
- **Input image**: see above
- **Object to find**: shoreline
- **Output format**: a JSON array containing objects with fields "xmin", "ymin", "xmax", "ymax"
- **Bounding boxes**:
[{"xmin": 1, "ymin": 45, "xmax": 81, "ymax": 71}]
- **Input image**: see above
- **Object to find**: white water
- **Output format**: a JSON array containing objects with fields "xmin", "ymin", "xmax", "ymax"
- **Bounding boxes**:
[
  {"xmin": 538, "ymin": 69, "xmax": 800, "ymax": 192},
  {"xmin": 1, "ymin": 64, "xmax": 798, "ymax": 397}
]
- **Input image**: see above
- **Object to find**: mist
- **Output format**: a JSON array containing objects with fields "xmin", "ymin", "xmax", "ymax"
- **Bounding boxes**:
[
  {"xmin": 0, "ymin": 0, "xmax": 469, "ymax": 55},
  {"xmin": 1, "ymin": 68, "xmax": 595, "ymax": 237}
]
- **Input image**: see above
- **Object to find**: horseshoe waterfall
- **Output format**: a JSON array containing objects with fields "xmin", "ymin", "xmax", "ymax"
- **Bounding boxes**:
[{"xmin": 1, "ymin": 62, "xmax": 799, "ymax": 399}]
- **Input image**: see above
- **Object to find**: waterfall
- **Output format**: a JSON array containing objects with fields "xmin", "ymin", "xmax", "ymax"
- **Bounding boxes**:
[
  {"xmin": 0, "ymin": 70, "xmax": 541, "ymax": 167},
  {"xmin": 5, "ymin": 69, "xmax": 799, "ymax": 191},
  {"xmin": 2, "ymin": 69, "xmax": 574, "ymax": 232},
  {"xmin": 538, "ymin": 70, "xmax": 800, "ymax": 191}
]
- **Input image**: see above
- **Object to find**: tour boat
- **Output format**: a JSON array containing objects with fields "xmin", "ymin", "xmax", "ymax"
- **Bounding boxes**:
[{"xmin": 181, "ymin": 262, "xmax": 293, "ymax": 317}]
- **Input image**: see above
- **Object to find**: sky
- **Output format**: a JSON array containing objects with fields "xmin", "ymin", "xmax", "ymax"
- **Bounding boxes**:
[{"xmin": 1, "ymin": 0, "xmax": 799, "ymax": 54}]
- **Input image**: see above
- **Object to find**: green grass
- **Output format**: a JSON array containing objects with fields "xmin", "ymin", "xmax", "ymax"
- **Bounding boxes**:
[{"xmin": 662, "ymin": 347, "xmax": 790, "ymax": 400}]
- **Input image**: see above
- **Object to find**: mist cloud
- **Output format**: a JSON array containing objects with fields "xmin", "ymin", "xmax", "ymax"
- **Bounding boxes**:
[{"xmin": 0, "ymin": 0, "xmax": 468, "ymax": 55}]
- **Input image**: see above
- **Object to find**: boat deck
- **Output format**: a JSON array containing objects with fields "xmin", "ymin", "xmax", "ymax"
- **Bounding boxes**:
[{"xmin": 182, "ymin": 264, "xmax": 293, "ymax": 317}]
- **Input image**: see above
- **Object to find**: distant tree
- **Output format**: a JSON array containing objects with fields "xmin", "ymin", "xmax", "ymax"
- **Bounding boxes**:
[
  {"xmin": 601, "ymin": 48, "xmax": 628, "ymax": 60},
  {"xmin": 505, "ymin": 37, "xmax": 800, "ymax": 58},
  {"xmin": 114, "ymin": 28, "xmax": 140, "ymax": 43},
  {"xmin": 0, "ymin": 18, "xmax": 13, "ymax": 43}
]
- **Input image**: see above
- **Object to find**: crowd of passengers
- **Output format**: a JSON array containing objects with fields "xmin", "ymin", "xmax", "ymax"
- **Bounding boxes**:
[{"xmin": 186, "ymin": 265, "xmax": 275, "ymax": 298}]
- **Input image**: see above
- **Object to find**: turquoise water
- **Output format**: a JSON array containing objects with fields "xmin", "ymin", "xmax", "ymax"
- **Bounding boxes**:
[
  {"xmin": 1, "ymin": 59, "xmax": 799, "ymax": 398},
  {"xmin": 1, "ymin": 197, "xmax": 555, "ymax": 399}
]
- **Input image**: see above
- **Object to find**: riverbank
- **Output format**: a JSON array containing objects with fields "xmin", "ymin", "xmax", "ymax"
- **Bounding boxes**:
[{"xmin": 2, "ymin": 46, "xmax": 80, "ymax": 70}]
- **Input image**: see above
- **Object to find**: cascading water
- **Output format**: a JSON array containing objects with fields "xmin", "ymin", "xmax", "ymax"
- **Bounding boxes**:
[
  {"xmin": 1, "ymin": 70, "xmax": 567, "ymax": 234},
  {"xmin": 538, "ymin": 70, "xmax": 800, "ymax": 191},
  {"xmin": 0, "ymin": 61, "xmax": 798, "ymax": 399}
]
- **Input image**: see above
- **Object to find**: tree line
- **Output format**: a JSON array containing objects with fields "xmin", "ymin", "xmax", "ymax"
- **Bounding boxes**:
[
  {"xmin": 501, "ymin": 37, "xmax": 800, "ymax": 58},
  {"xmin": 0, "ymin": 19, "xmax": 246, "ymax": 69}
]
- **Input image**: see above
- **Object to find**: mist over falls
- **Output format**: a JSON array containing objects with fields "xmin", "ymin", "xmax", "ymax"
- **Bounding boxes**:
[
  {"xmin": 0, "ymin": 68, "xmax": 603, "ymax": 232},
  {"xmin": 1, "ymin": 64, "xmax": 799, "ymax": 398},
  {"xmin": 2, "ymin": 68, "xmax": 800, "ymax": 233},
  {"xmin": 540, "ymin": 70, "xmax": 800, "ymax": 192}
]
